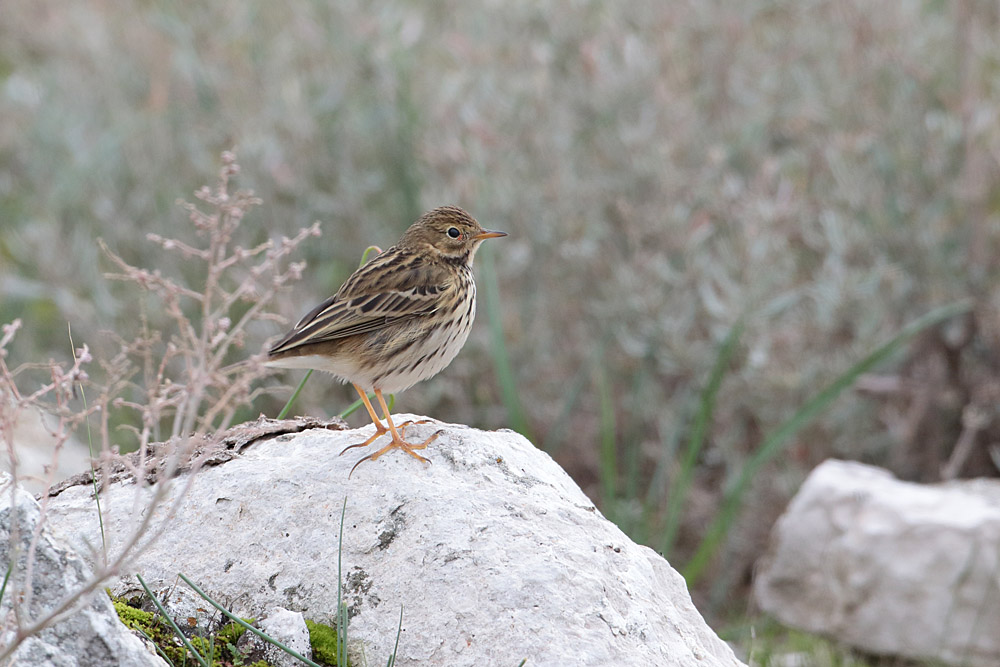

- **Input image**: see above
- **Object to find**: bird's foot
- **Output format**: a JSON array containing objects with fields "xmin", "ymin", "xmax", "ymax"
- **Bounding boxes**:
[
  {"xmin": 348, "ymin": 429, "xmax": 443, "ymax": 478},
  {"xmin": 339, "ymin": 422, "xmax": 390, "ymax": 456}
]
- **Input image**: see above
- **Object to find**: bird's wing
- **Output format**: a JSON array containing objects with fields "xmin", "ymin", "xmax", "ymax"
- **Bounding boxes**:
[{"xmin": 269, "ymin": 250, "xmax": 450, "ymax": 355}]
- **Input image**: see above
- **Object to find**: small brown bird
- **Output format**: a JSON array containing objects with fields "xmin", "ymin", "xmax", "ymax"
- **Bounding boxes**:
[{"xmin": 267, "ymin": 206, "xmax": 506, "ymax": 474}]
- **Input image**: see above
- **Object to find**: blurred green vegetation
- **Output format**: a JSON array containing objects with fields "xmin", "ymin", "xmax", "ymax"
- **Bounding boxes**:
[
  {"xmin": 726, "ymin": 616, "xmax": 883, "ymax": 667},
  {"xmin": 3, "ymin": 2, "xmax": 999, "ymax": 662}
]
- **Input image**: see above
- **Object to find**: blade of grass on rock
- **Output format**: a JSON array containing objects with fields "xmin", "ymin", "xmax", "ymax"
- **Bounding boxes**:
[
  {"xmin": 479, "ymin": 245, "xmax": 531, "ymax": 439},
  {"xmin": 177, "ymin": 573, "xmax": 323, "ymax": 667},
  {"xmin": 137, "ymin": 574, "xmax": 208, "ymax": 667}
]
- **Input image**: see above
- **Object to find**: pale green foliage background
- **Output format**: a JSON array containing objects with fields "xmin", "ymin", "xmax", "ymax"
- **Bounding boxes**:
[{"xmin": 2, "ymin": 0, "xmax": 998, "ymax": 639}]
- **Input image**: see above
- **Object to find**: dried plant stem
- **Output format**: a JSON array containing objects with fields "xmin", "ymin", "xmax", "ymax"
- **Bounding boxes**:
[
  {"xmin": 0, "ymin": 463, "xmax": 203, "ymax": 663},
  {"xmin": 0, "ymin": 151, "xmax": 317, "ymax": 659}
]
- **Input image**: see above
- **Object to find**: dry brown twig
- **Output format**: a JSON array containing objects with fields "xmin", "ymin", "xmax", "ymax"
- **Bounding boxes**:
[
  {"xmin": 0, "ymin": 151, "xmax": 318, "ymax": 661},
  {"xmin": 99, "ymin": 151, "xmax": 319, "ymax": 440}
]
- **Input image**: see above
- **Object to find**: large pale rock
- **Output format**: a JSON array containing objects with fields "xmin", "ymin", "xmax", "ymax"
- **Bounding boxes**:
[
  {"xmin": 754, "ymin": 459, "xmax": 1000, "ymax": 666},
  {"xmin": 0, "ymin": 474, "xmax": 165, "ymax": 666},
  {"xmin": 45, "ymin": 416, "xmax": 744, "ymax": 667}
]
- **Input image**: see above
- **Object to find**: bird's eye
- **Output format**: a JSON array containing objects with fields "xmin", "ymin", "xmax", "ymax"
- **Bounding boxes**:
[{"xmin": 447, "ymin": 227, "xmax": 461, "ymax": 239}]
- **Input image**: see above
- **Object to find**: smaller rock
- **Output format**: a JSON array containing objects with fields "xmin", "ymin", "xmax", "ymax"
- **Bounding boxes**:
[
  {"xmin": 0, "ymin": 473, "xmax": 165, "ymax": 667},
  {"xmin": 754, "ymin": 459, "xmax": 1000, "ymax": 667},
  {"xmin": 135, "ymin": 582, "xmax": 230, "ymax": 640},
  {"xmin": 238, "ymin": 607, "xmax": 312, "ymax": 667}
]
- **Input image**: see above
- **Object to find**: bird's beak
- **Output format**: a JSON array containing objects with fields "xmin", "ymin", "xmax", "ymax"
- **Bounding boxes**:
[{"xmin": 473, "ymin": 229, "xmax": 508, "ymax": 240}]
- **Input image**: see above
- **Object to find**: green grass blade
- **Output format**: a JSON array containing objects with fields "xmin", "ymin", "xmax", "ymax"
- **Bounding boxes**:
[
  {"xmin": 337, "ymin": 496, "xmax": 348, "ymax": 667},
  {"xmin": 135, "ymin": 626, "xmax": 176, "ymax": 667},
  {"xmin": 622, "ymin": 365, "xmax": 652, "ymax": 507},
  {"xmin": 277, "ymin": 369, "xmax": 312, "ymax": 420},
  {"xmin": 479, "ymin": 245, "xmax": 531, "ymax": 439},
  {"xmin": 682, "ymin": 299, "xmax": 974, "ymax": 585},
  {"xmin": 640, "ymin": 419, "xmax": 684, "ymax": 546},
  {"xmin": 660, "ymin": 321, "xmax": 743, "ymax": 558},
  {"xmin": 540, "ymin": 359, "xmax": 591, "ymax": 454},
  {"xmin": 137, "ymin": 574, "xmax": 209, "ymax": 667},
  {"xmin": 68, "ymin": 323, "xmax": 107, "ymax": 558},
  {"xmin": 340, "ymin": 391, "xmax": 393, "ymax": 419},
  {"xmin": 359, "ymin": 245, "xmax": 382, "ymax": 266},
  {"xmin": 0, "ymin": 560, "xmax": 12, "ymax": 609},
  {"xmin": 386, "ymin": 604, "xmax": 403, "ymax": 667},
  {"xmin": 339, "ymin": 395, "xmax": 366, "ymax": 419},
  {"xmin": 177, "ymin": 573, "xmax": 323, "ymax": 667},
  {"xmin": 338, "ymin": 601, "xmax": 349, "ymax": 666}
]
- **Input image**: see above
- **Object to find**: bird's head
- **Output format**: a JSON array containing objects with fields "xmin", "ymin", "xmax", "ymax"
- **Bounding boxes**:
[{"xmin": 399, "ymin": 206, "xmax": 507, "ymax": 265}]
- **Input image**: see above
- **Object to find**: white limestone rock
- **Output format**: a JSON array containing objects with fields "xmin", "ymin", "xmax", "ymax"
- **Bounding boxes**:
[
  {"xmin": 0, "ymin": 474, "xmax": 165, "ymax": 667},
  {"xmin": 754, "ymin": 459, "xmax": 1000, "ymax": 666},
  {"xmin": 44, "ymin": 415, "xmax": 745, "ymax": 667}
]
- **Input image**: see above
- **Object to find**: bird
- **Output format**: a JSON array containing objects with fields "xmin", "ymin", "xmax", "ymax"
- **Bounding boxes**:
[{"xmin": 266, "ymin": 206, "xmax": 506, "ymax": 475}]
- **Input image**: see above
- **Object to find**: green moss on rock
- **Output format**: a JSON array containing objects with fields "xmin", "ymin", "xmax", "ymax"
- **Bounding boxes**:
[
  {"xmin": 305, "ymin": 619, "xmax": 341, "ymax": 666},
  {"xmin": 111, "ymin": 593, "xmax": 266, "ymax": 666}
]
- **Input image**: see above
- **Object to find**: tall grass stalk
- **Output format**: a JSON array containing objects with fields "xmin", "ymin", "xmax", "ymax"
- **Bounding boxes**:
[
  {"xmin": 682, "ymin": 300, "xmax": 974, "ymax": 584},
  {"xmin": 540, "ymin": 360, "xmax": 591, "ymax": 455},
  {"xmin": 0, "ymin": 561, "xmax": 12, "ymax": 609},
  {"xmin": 660, "ymin": 321, "xmax": 743, "ymax": 559},
  {"xmin": 337, "ymin": 496, "xmax": 349, "ymax": 667},
  {"xmin": 387, "ymin": 604, "xmax": 404, "ymax": 667},
  {"xmin": 68, "ymin": 322, "xmax": 107, "ymax": 560},
  {"xmin": 479, "ymin": 246, "xmax": 531, "ymax": 439},
  {"xmin": 134, "ymin": 626, "xmax": 176, "ymax": 666},
  {"xmin": 137, "ymin": 574, "xmax": 209, "ymax": 667},
  {"xmin": 278, "ymin": 372, "xmax": 393, "ymax": 422},
  {"xmin": 340, "ymin": 392, "xmax": 393, "ymax": 420},
  {"xmin": 277, "ymin": 370, "xmax": 312, "ymax": 420},
  {"xmin": 640, "ymin": 409, "xmax": 685, "ymax": 546},
  {"xmin": 622, "ymin": 364, "xmax": 652, "ymax": 506}
]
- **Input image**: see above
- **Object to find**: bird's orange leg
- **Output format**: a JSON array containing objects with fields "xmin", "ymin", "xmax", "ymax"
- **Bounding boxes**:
[
  {"xmin": 339, "ymin": 384, "xmax": 390, "ymax": 455},
  {"xmin": 348, "ymin": 389, "xmax": 441, "ymax": 476}
]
